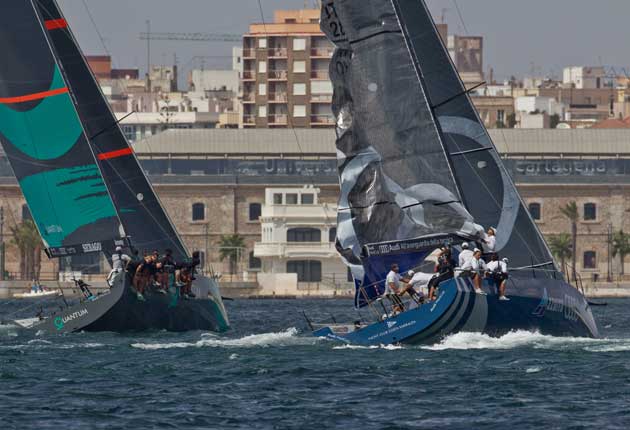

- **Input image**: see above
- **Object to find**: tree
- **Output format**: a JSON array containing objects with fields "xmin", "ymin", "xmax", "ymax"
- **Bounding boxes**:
[
  {"xmin": 550, "ymin": 113, "xmax": 561, "ymax": 129},
  {"xmin": 612, "ymin": 230, "xmax": 630, "ymax": 276},
  {"xmin": 218, "ymin": 234, "xmax": 245, "ymax": 275},
  {"xmin": 506, "ymin": 113, "xmax": 517, "ymax": 128},
  {"xmin": 559, "ymin": 201, "xmax": 579, "ymax": 282},
  {"xmin": 10, "ymin": 220, "xmax": 42, "ymax": 281},
  {"xmin": 548, "ymin": 233, "xmax": 572, "ymax": 274}
]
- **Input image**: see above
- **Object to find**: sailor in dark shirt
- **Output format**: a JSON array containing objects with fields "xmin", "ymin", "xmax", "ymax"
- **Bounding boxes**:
[
  {"xmin": 428, "ymin": 245, "xmax": 456, "ymax": 300},
  {"xmin": 158, "ymin": 249, "xmax": 176, "ymax": 292}
]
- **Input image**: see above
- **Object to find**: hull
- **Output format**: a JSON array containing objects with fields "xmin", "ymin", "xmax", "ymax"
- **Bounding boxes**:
[
  {"xmin": 19, "ymin": 274, "xmax": 229, "ymax": 334},
  {"xmin": 13, "ymin": 291, "xmax": 60, "ymax": 299},
  {"xmin": 313, "ymin": 277, "xmax": 598, "ymax": 346}
]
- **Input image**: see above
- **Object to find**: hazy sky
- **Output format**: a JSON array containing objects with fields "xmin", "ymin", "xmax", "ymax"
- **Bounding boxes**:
[{"xmin": 57, "ymin": 0, "xmax": 630, "ymax": 82}]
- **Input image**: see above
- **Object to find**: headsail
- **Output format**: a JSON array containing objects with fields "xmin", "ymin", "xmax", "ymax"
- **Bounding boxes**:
[
  {"xmin": 322, "ymin": 0, "xmax": 557, "ymax": 306},
  {"xmin": 33, "ymin": 0, "xmax": 190, "ymax": 260},
  {"xmin": 0, "ymin": 2, "xmax": 123, "ymax": 257}
]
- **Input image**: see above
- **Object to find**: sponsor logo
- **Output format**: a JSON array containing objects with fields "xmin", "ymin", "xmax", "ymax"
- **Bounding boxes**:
[
  {"xmin": 368, "ymin": 320, "xmax": 417, "ymax": 341},
  {"xmin": 82, "ymin": 242, "xmax": 102, "ymax": 253},
  {"xmin": 386, "ymin": 320, "xmax": 397, "ymax": 329},
  {"xmin": 366, "ymin": 236, "xmax": 454, "ymax": 257},
  {"xmin": 54, "ymin": 308, "xmax": 89, "ymax": 331},
  {"xmin": 45, "ymin": 225, "xmax": 63, "ymax": 234},
  {"xmin": 532, "ymin": 289, "xmax": 579, "ymax": 321}
]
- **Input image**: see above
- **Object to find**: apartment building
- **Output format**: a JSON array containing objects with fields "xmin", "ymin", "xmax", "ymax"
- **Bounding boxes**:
[{"xmin": 241, "ymin": 9, "xmax": 335, "ymax": 129}]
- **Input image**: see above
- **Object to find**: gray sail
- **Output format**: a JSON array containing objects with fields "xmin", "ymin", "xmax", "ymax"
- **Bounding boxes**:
[
  {"xmin": 322, "ymin": 0, "xmax": 480, "ymax": 278},
  {"xmin": 390, "ymin": 0, "xmax": 555, "ymax": 271}
]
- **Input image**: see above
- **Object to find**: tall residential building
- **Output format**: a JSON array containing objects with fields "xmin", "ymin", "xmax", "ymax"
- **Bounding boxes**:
[{"xmin": 241, "ymin": 9, "xmax": 335, "ymax": 128}]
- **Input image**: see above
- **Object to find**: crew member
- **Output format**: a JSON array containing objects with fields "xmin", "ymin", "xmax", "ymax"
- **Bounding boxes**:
[
  {"xmin": 458, "ymin": 242, "xmax": 474, "ymax": 269},
  {"xmin": 482, "ymin": 227, "xmax": 497, "ymax": 254},
  {"xmin": 401, "ymin": 270, "xmax": 428, "ymax": 304},
  {"xmin": 487, "ymin": 256, "xmax": 510, "ymax": 301},
  {"xmin": 159, "ymin": 249, "xmax": 176, "ymax": 293},
  {"xmin": 107, "ymin": 246, "xmax": 131, "ymax": 287},
  {"xmin": 460, "ymin": 248, "xmax": 488, "ymax": 295},
  {"xmin": 427, "ymin": 245, "xmax": 457, "ymax": 301},
  {"xmin": 133, "ymin": 254, "xmax": 154, "ymax": 301},
  {"xmin": 384, "ymin": 263, "xmax": 404, "ymax": 313}
]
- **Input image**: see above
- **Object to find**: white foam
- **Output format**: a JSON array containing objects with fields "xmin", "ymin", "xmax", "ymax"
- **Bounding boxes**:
[
  {"xmin": 332, "ymin": 344, "xmax": 404, "ymax": 350},
  {"xmin": 525, "ymin": 367, "xmax": 542, "ymax": 373},
  {"xmin": 423, "ymin": 330, "xmax": 603, "ymax": 351},
  {"xmin": 131, "ymin": 328, "xmax": 315, "ymax": 350}
]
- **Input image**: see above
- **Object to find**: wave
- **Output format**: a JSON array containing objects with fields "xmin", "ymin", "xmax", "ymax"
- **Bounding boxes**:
[
  {"xmin": 422, "ymin": 330, "xmax": 607, "ymax": 351},
  {"xmin": 332, "ymin": 344, "xmax": 404, "ymax": 351},
  {"xmin": 131, "ymin": 328, "xmax": 317, "ymax": 350}
]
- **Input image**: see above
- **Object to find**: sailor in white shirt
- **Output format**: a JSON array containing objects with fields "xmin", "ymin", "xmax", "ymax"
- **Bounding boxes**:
[
  {"xmin": 460, "ymin": 248, "xmax": 488, "ymax": 295},
  {"xmin": 482, "ymin": 227, "xmax": 497, "ymax": 254},
  {"xmin": 402, "ymin": 270, "xmax": 433, "ymax": 302},
  {"xmin": 107, "ymin": 246, "xmax": 131, "ymax": 287},
  {"xmin": 384, "ymin": 264, "xmax": 404, "ymax": 312},
  {"xmin": 487, "ymin": 255, "xmax": 510, "ymax": 301},
  {"xmin": 458, "ymin": 242, "xmax": 474, "ymax": 268}
]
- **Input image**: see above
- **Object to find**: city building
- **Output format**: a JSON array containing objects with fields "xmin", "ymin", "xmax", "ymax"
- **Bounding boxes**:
[
  {"xmin": 563, "ymin": 66, "xmax": 608, "ymax": 90},
  {"xmin": 1, "ymin": 129, "xmax": 630, "ymax": 288},
  {"xmin": 241, "ymin": 9, "xmax": 335, "ymax": 128},
  {"xmin": 253, "ymin": 186, "xmax": 350, "ymax": 295}
]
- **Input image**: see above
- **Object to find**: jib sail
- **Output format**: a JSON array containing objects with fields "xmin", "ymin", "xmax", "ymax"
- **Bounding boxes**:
[
  {"xmin": 0, "ymin": 1, "xmax": 123, "ymax": 257},
  {"xmin": 322, "ymin": 0, "xmax": 557, "ymax": 306},
  {"xmin": 33, "ymin": 0, "xmax": 190, "ymax": 260}
]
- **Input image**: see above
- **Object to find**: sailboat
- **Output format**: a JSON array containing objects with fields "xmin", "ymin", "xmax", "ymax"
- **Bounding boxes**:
[
  {"xmin": 311, "ymin": 0, "xmax": 598, "ymax": 345},
  {"xmin": 0, "ymin": 1, "xmax": 228, "ymax": 333}
]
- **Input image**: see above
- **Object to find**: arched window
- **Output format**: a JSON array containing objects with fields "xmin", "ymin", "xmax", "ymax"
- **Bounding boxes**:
[
  {"xmin": 192, "ymin": 203, "xmax": 205, "ymax": 221},
  {"xmin": 287, "ymin": 228, "xmax": 321, "ymax": 242},
  {"xmin": 528, "ymin": 202, "xmax": 541, "ymax": 221},
  {"xmin": 249, "ymin": 251, "xmax": 262, "ymax": 270},
  {"xmin": 249, "ymin": 203, "xmax": 262, "ymax": 221},
  {"xmin": 583, "ymin": 251, "xmax": 597, "ymax": 269},
  {"xmin": 287, "ymin": 260, "xmax": 322, "ymax": 282},
  {"xmin": 328, "ymin": 227, "xmax": 337, "ymax": 243},
  {"xmin": 583, "ymin": 203, "xmax": 597, "ymax": 221},
  {"xmin": 22, "ymin": 204, "xmax": 32, "ymax": 221}
]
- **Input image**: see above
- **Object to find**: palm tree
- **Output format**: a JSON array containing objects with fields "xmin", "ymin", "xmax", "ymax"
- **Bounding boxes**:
[
  {"xmin": 548, "ymin": 233, "xmax": 572, "ymax": 275},
  {"xmin": 10, "ymin": 220, "xmax": 43, "ymax": 281},
  {"xmin": 612, "ymin": 230, "xmax": 630, "ymax": 276},
  {"xmin": 218, "ymin": 234, "xmax": 245, "ymax": 275},
  {"xmin": 559, "ymin": 201, "xmax": 579, "ymax": 282}
]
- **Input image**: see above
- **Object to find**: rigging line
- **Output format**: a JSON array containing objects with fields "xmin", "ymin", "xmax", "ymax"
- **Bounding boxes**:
[
  {"xmin": 451, "ymin": 0, "xmax": 469, "ymax": 35},
  {"xmin": 89, "ymin": 111, "xmax": 135, "ymax": 141},
  {"xmin": 432, "ymin": 81, "xmax": 486, "ymax": 111},
  {"xmin": 255, "ymin": 0, "xmax": 336, "ymax": 229},
  {"xmin": 39, "ymin": 1, "xmax": 189, "ymax": 257}
]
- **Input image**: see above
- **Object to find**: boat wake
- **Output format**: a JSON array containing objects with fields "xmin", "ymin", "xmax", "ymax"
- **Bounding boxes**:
[
  {"xmin": 131, "ymin": 328, "xmax": 318, "ymax": 350},
  {"xmin": 423, "ymin": 330, "xmax": 628, "ymax": 352}
]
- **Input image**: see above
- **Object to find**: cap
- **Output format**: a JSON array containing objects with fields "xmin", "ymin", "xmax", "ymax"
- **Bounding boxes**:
[
  {"xmin": 489, "ymin": 227, "xmax": 497, "ymax": 234},
  {"xmin": 473, "ymin": 248, "xmax": 481, "ymax": 253},
  {"xmin": 407, "ymin": 270, "xmax": 415, "ymax": 277},
  {"xmin": 461, "ymin": 242, "xmax": 469, "ymax": 249},
  {"xmin": 502, "ymin": 258, "xmax": 509, "ymax": 263},
  {"xmin": 115, "ymin": 246, "xmax": 122, "ymax": 252}
]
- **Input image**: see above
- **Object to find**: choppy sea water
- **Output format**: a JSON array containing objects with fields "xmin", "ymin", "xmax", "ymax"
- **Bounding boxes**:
[{"xmin": 1, "ymin": 298, "xmax": 629, "ymax": 429}]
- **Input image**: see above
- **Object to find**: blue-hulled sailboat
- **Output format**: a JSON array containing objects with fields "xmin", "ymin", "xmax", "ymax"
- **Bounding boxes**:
[{"xmin": 311, "ymin": 0, "xmax": 598, "ymax": 345}]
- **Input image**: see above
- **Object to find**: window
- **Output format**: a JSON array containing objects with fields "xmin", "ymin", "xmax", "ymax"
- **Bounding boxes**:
[
  {"xmin": 293, "ymin": 38, "xmax": 306, "ymax": 51},
  {"xmin": 286, "ymin": 193, "xmax": 298, "ymax": 204},
  {"xmin": 584, "ymin": 203, "xmax": 597, "ymax": 221},
  {"xmin": 192, "ymin": 203, "xmax": 205, "ymax": 221},
  {"xmin": 583, "ymin": 251, "xmax": 597, "ymax": 269},
  {"xmin": 293, "ymin": 105, "xmax": 306, "ymax": 117},
  {"xmin": 287, "ymin": 228, "xmax": 321, "ymax": 242},
  {"xmin": 301, "ymin": 194, "xmax": 314, "ymax": 204},
  {"xmin": 258, "ymin": 38, "xmax": 267, "ymax": 48},
  {"xmin": 122, "ymin": 125, "xmax": 137, "ymax": 142},
  {"xmin": 293, "ymin": 83, "xmax": 306, "ymax": 95},
  {"xmin": 258, "ymin": 105, "xmax": 267, "ymax": 118},
  {"xmin": 497, "ymin": 109, "xmax": 505, "ymax": 123},
  {"xmin": 196, "ymin": 251, "xmax": 206, "ymax": 270},
  {"xmin": 311, "ymin": 80, "xmax": 333, "ymax": 94},
  {"xmin": 273, "ymin": 193, "xmax": 283, "ymax": 204},
  {"xmin": 258, "ymin": 60, "xmax": 267, "ymax": 73},
  {"xmin": 528, "ymin": 203, "xmax": 541, "ymax": 221},
  {"xmin": 249, "ymin": 251, "xmax": 262, "ymax": 270},
  {"xmin": 293, "ymin": 60, "xmax": 306, "ymax": 73},
  {"xmin": 21, "ymin": 204, "xmax": 32, "ymax": 221},
  {"xmin": 329, "ymin": 227, "xmax": 337, "ymax": 243},
  {"xmin": 287, "ymin": 260, "xmax": 322, "ymax": 282},
  {"xmin": 258, "ymin": 83, "xmax": 267, "ymax": 96},
  {"xmin": 249, "ymin": 203, "xmax": 262, "ymax": 222}
]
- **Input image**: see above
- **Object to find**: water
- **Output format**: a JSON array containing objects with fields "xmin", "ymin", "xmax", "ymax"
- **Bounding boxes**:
[{"xmin": 1, "ymin": 298, "xmax": 629, "ymax": 429}]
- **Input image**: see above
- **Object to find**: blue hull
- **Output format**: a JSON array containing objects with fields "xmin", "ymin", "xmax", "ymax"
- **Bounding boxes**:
[{"xmin": 313, "ymin": 277, "xmax": 598, "ymax": 345}]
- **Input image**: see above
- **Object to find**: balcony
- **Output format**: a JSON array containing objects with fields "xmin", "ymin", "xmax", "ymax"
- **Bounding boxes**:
[
  {"xmin": 242, "ymin": 92, "xmax": 255, "ymax": 103},
  {"xmin": 254, "ymin": 242, "xmax": 337, "ymax": 259},
  {"xmin": 268, "ymin": 114, "xmax": 288, "ymax": 125},
  {"xmin": 243, "ymin": 114, "xmax": 256, "ymax": 125},
  {"xmin": 268, "ymin": 47, "xmax": 288, "ymax": 58},
  {"xmin": 243, "ymin": 48, "xmax": 256, "ymax": 58},
  {"xmin": 311, "ymin": 47, "xmax": 334, "ymax": 58},
  {"xmin": 311, "ymin": 70, "xmax": 329, "ymax": 80},
  {"xmin": 242, "ymin": 71, "xmax": 256, "ymax": 81},
  {"xmin": 268, "ymin": 93, "xmax": 288, "ymax": 103},
  {"xmin": 311, "ymin": 94, "xmax": 333, "ymax": 103},
  {"xmin": 311, "ymin": 114, "xmax": 335, "ymax": 125},
  {"xmin": 268, "ymin": 70, "xmax": 288, "ymax": 81}
]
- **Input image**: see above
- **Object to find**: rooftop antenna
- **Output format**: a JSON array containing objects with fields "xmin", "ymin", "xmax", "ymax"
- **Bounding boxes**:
[
  {"xmin": 441, "ymin": 7, "xmax": 450, "ymax": 24},
  {"xmin": 146, "ymin": 19, "xmax": 151, "ymax": 92}
]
